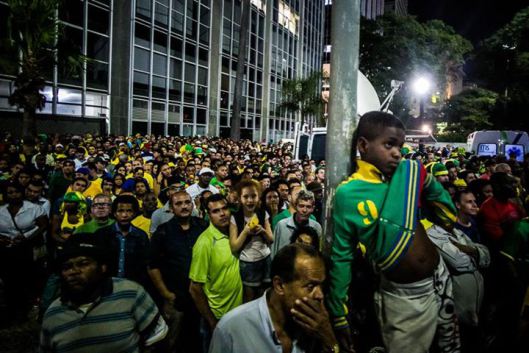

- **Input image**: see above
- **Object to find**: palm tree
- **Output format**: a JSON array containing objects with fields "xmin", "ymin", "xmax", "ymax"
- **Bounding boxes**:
[
  {"xmin": 2, "ymin": 0, "xmax": 83, "ymax": 137},
  {"xmin": 280, "ymin": 71, "xmax": 323, "ymax": 128}
]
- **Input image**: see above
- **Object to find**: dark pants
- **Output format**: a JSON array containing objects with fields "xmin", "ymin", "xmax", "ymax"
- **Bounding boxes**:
[{"xmin": 0, "ymin": 244, "xmax": 35, "ymax": 326}]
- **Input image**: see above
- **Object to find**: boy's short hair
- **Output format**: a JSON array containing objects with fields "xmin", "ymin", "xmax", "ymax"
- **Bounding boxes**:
[
  {"xmin": 112, "ymin": 194, "xmax": 140, "ymax": 215},
  {"xmin": 204, "ymin": 193, "xmax": 226, "ymax": 212},
  {"xmin": 353, "ymin": 111, "xmax": 405, "ymax": 143}
]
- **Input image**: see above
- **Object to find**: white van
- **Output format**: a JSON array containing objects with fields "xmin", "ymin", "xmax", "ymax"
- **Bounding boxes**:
[{"xmin": 467, "ymin": 130, "xmax": 529, "ymax": 161}]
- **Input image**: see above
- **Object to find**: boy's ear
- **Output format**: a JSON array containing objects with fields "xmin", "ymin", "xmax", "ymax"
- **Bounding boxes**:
[{"xmin": 357, "ymin": 136, "xmax": 369, "ymax": 155}]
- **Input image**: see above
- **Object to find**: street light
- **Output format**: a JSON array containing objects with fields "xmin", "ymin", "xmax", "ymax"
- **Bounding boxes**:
[
  {"xmin": 421, "ymin": 124, "xmax": 432, "ymax": 134},
  {"xmin": 412, "ymin": 76, "xmax": 432, "ymax": 96},
  {"xmin": 411, "ymin": 76, "xmax": 432, "ymax": 119}
]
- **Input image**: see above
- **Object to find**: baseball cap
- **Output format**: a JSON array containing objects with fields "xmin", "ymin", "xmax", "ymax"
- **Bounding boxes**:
[
  {"xmin": 58, "ymin": 233, "xmax": 109, "ymax": 265},
  {"xmin": 198, "ymin": 167, "xmax": 214, "ymax": 176},
  {"xmin": 76, "ymin": 167, "xmax": 90, "ymax": 175}
]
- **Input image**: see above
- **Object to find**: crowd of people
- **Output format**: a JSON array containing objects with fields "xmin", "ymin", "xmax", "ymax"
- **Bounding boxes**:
[{"xmin": 0, "ymin": 111, "xmax": 527, "ymax": 353}]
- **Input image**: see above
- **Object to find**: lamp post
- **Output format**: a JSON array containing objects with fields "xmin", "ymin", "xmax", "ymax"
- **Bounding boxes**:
[{"xmin": 411, "ymin": 76, "xmax": 432, "ymax": 119}]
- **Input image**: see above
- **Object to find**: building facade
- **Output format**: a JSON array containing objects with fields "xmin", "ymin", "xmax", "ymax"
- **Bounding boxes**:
[
  {"xmin": 0, "ymin": 0, "xmax": 324, "ymax": 141},
  {"xmin": 0, "ymin": 0, "xmax": 113, "ymax": 133},
  {"xmin": 385, "ymin": 0, "xmax": 408, "ymax": 16}
]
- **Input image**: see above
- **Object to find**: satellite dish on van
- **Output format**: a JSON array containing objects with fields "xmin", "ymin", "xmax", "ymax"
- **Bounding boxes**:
[{"xmin": 357, "ymin": 71, "xmax": 381, "ymax": 116}]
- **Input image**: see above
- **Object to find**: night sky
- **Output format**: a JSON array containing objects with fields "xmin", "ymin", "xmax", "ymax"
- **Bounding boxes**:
[{"xmin": 408, "ymin": 0, "xmax": 529, "ymax": 44}]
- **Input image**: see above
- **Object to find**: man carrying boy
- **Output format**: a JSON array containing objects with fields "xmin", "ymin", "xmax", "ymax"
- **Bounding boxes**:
[{"xmin": 327, "ymin": 112, "xmax": 460, "ymax": 353}]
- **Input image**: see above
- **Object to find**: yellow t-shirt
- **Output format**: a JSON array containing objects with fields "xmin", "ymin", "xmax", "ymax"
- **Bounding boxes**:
[{"xmin": 132, "ymin": 215, "xmax": 152, "ymax": 238}]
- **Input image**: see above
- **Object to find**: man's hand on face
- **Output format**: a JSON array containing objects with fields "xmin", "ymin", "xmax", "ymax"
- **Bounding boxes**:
[{"xmin": 290, "ymin": 297, "xmax": 340, "ymax": 350}]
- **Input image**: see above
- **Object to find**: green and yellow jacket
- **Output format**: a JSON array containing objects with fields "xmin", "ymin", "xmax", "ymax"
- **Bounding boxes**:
[{"xmin": 327, "ymin": 159, "xmax": 456, "ymax": 327}]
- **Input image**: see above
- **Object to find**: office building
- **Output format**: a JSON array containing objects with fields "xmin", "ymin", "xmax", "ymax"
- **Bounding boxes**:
[{"xmin": 0, "ymin": 0, "xmax": 324, "ymax": 141}]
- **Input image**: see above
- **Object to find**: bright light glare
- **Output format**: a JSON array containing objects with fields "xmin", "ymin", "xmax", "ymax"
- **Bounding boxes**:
[
  {"xmin": 421, "ymin": 124, "xmax": 432, "ymax": 134},
  {"xmin": 412, "ymin": 77, "xmax": 431, "ymax": 95}
]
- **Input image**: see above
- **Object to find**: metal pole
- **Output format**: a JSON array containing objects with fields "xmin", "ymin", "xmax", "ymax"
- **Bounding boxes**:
[{"xmin": 323, "ymin": 0, "xmax": 360, "ymax": 253}]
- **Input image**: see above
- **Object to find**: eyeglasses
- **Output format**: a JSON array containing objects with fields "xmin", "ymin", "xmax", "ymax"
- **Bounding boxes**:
[{"xmin": 93, "ymin": 203, "xmax": 111, "ymax": 208}]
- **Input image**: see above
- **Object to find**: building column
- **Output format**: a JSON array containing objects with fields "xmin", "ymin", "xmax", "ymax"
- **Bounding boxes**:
[
  {"xmin": 207, "ymin": 0, "xmax": 223, "ymax": 137},
  {"xmin": 110, "ymin": 0, "xmax": 133, "ymax": 135},
  {"xmin": 259, "ymin": 0, "xmax": 273, "ymax": 142}
]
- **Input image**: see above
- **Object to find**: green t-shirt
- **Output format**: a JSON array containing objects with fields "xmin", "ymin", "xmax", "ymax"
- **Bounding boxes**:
[
  {"xmin": 74, "ymin": 219, "xmax": 115, "ymax": 234},
  {"xmin": 189, "ymin": 223, "xmax": 243, "ymax": 319}
]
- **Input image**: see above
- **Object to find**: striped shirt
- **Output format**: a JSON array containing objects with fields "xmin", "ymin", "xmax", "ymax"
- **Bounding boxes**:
[{"xmin": 40, "ymin": 278, "xmax": 160, "ymax": 353}]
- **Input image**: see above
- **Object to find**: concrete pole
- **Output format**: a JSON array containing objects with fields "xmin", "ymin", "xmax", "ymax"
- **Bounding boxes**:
[{"xmin": 323, "ymin": 0, "xmax": 360, "ymax": 252}]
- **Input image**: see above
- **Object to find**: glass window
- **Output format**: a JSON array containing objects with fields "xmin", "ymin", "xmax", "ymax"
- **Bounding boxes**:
[
  {"xmin": 169, "ymin": 58, "xmax": 182, "ymax": 80},
  {"xmin": 184, "ymin": 63, "xmax": 195, "ymax": 83},
  {"xmin": 57, "ymin": 103, "xmax": 82, "ymax": 116},
  {"xmin": 168, "ymin": 123, "xmax": 180, "ymax": 136},
  {"xmin": 169, "ymin": 80, "xmax": 182, "ymax": 101},
  {"xmin": 173, "ymin": 0, "xmax": 185, "ymax": 13},
  {"xmin": 168, "ymin": 104, "xmax": 180, "ymax": 123},
  {"xmin": 151, "ymin": 123, "xmax": 165, "ymax": 136},
  {"xmin": 59, "ymin": 1, "xmax": 84, "ymax": 26},
  {"xmin": 151, "ymin": 101, "xmax": 165, "ymax": 122},
  {"xmin": 170, "ymin": 36, "xmax": 183, "ymax": 57},
  {"xmin": 197, "ymin": 86, "xmax": 207, "ymax": 106},
  {"xmin": 132, "ymin": 121, "xmax": 148, "ymax": 135},
  {"xmin": 132, "ymin": 99, "xmax": 149, "ymax": 120},
  {"xmin": 183, "ymin": 106, "xmax": 194, "ymax": 123},
  {"xmin": 134, "ymin": 47, "xmax": 150, "ymax": 72},
  {"xmin": 196, "ymin": 108, "xmax": 206, "ymax": 124},
  {"xmin": 88, "ymin": 5, "xmax": 110, "ymax": 34},
  {"xmin": 152, "ymin": 122, "xmax": 165, "ymax": 135},
  {"xmin": 135, "ymin": 23, "xmax": 151, "ymax": 48},
  {"xmin": 187, "ymin": 0, "xmax": 198, "ymax": 20},
  {"xmin": 154, "ymin": 31, "xmax": 168, "ymax": 52},
  {"xmin": 221, "ymin": 74, "xmax": 229, "ymax": 91},
  {"xmin": 220, "ymin": 91, "xmax": 229, "ymax": 109},
  {"xmin": 197, "ymin": 67, "xmax": 208, "ymax": 86},
  {"xmin": 224, "ymin": 0, "xmax": 232, "ymax": 20},
  {"xmin": 196, "ymin": 125, "xmax": 206, "ymax": 136},
  {"xmin": 200, "ymin": 5, "xmax": 210, "ymax": 26},
  {"xmin": 153, "ymin": 53, "xmax": 167, "ymax": 76},
  {"xmin": 87, "ymin": 33, "xmax": 109, "ymax": 61},
  {"xmin": 58, "ymin": 88, "xmax": 82, "ymax": 104},
  {"xmin": 185, "ymin": 43, "xmax": 196, "ymax": 61},
  {"xmin": 171, "ymin": 10, "xmax": 184, "ymax": 35},
  {"xmin": 198, "ymin": 48, "xmax": 208, "ymax": 66},
  {"xmin": 199, "ymin": 25, "xmax": 209, "ymax": 45},
  {"xmin": 152, "ymin": 76, "xmax": 167, "ymax": 99},
  {"xmin": 133, "ymin": 71, "xmax": 149, "ymax": 96},
  {"xmin": 136, "ymin": 0, "xmax": 152, "ymax": 19},
  {"xmin": 183, "ymin": 83, "xmax": 195, "ymax": 103},
  {"xmin": 154, "ymin": 3, "xmax": 169, "ymax": 26},
  {"xmin": 186, "ymin": 19, "xmax": 198, "ymax": 40},
  {"xmin": 183, "ymin": 124, "xmax": 193, "ymax": 136},
  {"xmin": 86, "ymin": 62, "xmax": 109, "ymax": 90},
  {"xmin": 220, "ymin": 112, "xmax": 228, "ymax": 126}
]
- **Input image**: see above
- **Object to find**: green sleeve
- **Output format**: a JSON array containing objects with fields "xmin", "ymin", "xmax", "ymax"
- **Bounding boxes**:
[
  {"xmin": 189, "ymin": 234, "xmax": 211, "ymax": 283},
  {"xmin": 326, "ymin": 184, "xmax": 358, "ymax": 325},
  {"xmin": 422, "ymin": 173, "xmax": 457, "ymax": 228}
]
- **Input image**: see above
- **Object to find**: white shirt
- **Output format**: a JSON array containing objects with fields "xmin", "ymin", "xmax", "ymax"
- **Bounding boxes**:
[
  {"xmin": 0, "ymin": 201, "xmax": 46, "ymax": 238},
  {"xmin": 185, "ymin": 183, "xmax": 219, "ymax": 202}
]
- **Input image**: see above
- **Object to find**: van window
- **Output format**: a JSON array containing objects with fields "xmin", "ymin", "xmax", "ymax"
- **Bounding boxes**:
[
  {"xmin": 477, "ymin": 143, "xmax": 497, "ymax": 157},
  {"xmin": 311, "ymin": 134, "xmax": 326, "ymax": 162}
]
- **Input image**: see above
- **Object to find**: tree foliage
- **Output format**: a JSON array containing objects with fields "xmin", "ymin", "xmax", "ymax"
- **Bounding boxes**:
[
  {"xmin": 359, "ymin": 13, "xmax": 473, "ymax": 119},
  {"xmin": 468, "ymin": 6, "xmax": 529, "ymax": 131},
  {"xmin": 279, "ymin": 71, "xmax": 323, "ymax": 127},
  {"xmin": 441, "ymin": 88, "xmax": 499, "ymax": 136},
  {"xmin": 0, "ymin": 0, "xmax": 85, "ymax": 137}
]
